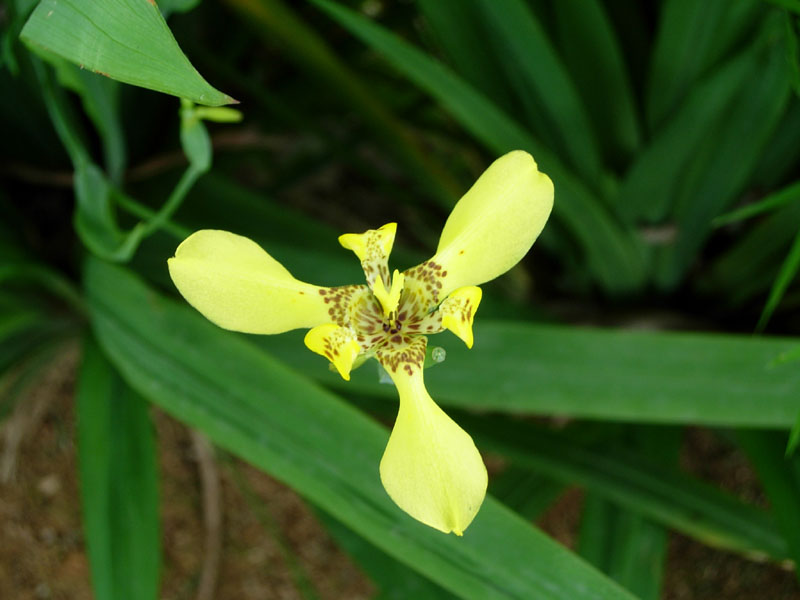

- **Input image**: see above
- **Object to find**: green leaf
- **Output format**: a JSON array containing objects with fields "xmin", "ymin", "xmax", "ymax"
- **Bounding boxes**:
[
  {"xmin": 489, "ymin": 467, "xmax": 565, "ymax": 521},
  {"xmin": 706, "ymin": 201, "xmax": 800, "ymax": 305},
  {"xmin": 619, "ymin": 47, "xmax": 755, "ymax": 224},
  {"xmin": 21, "ymin": 0, "xmax": 234, "ymax": 105},
  {"xmin": 416, "ymin": 0, "xmax": 517, "ymax": 117},
  {"xmin": 263, "ymin": 321, "xmax": 800, "ymax": 428},
  {"xmin": 645, "ymin": 0, "xmax": 762, "ymax": 128},
  {"xmin": 85, "ymin": 258, "xmax": 634, "ymax": 600},
  {"xmin": 74, "ymin": 161, "xmax": 147, "ymax": 262},
  {"xmin": 787, "ymin": 413, "xmax": 800, "ymax": 456},
  {"xmin": 655, "ymin": 18, "xmax": 793, "ymax": 288},
  {"xmin": 552, "ymin": 0, "xmax": 641, "ymax": 166},
  {"xmin": 47, "ymin": 56, "xmax": 127, "ymax": 182},
  {"xmin": 473, "ymin": 0, "xmax": 603, "ymax": 181},
  {"xmin": 737, "ymin": 430, "xmax": 800, "ymax": 583},
  {"xmin": 714, "ymin": 180, "xmax": 800, "ymax": 226},
  {"xmin": 77, "ymin": 335, "xmax": 161, "ymax": 600},
  {"xmin": 756, "ymin": 227, "xmax": 800, "ymax": 331},
  {"xmin": 576, "ymin": 428, "xmax": 678, "ymax": 599},
  {"xmin": 464, "ymin": 415, "xmax": 788, "ymax": 561},
  {"xmin": 311, "ymin": 0, "xmax": 646, "ymax": 294},
  {"xmin": 318, "ymin": 513, "xmax": 458, "ymax": 600}
]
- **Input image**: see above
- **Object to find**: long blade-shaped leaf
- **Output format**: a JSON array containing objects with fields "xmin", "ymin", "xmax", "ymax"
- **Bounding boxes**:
[
  {"xmin": 21, "ymin": 0, "xmax": 234, "ymax": 105},
  {"xmin": 464, "ymin": 415, "xmax": 787, "ymax": 561},
  {"xmin": 84, "ymin": 258, "xmax": 634, "ymax": 600},
  {"xmin": 77, "ymin": 335, "xmax": 161, "ymax": 600},
  {"xmin": 262, "ymin": 321, "xmax": 800, "ymax": 428},
  {"xmin": 552, "ymin": 0, "xmax": 641, "ymax": 166},
  {"xmin": 311, "ymin": 0, "xmax": 645, "ymax": 294},
  {"xmin": 756, "ymin": 228, "xmax": 800, "ymax": 331},
  {"xmin": 645, "ymin": 0, "xmax": 761, "ymax": 128},
  {"xmin": 473, "ymin": 0, "xmax": 602, "ymax": 181},
  {"xmin": 737, "ymin": 430, "xmax": 800, "ymax": 583},
  {"xmin": 707, "ymin": 201, "xmax": 800, "ymax": 305},
  {"xmin": 656, "ymin": 18, "xmax": 792, "ymax": 288}
]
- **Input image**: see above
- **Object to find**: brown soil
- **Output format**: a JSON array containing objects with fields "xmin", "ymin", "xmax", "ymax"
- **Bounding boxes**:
[{"xmin": 1, "ymin": 349, "xmax": 798, "ymax": 599}]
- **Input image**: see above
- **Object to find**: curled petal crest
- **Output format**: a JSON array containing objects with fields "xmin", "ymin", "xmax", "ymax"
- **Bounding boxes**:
[
  {"xmin": 339, "ymin": 222, "xmax": 397, "ymax": 289},
  {"xmin": 377, "ymin": 337, "xmax": 487, "ymax": 535},
  {"xmin": 304, "ymin": 323, "xmax": 361, "ymax": 380},
  {"xmin": 168, "ymin": 230, "xmax": 330, "ymax": 334},
  {"xmin": 439, "ymin": 286, "xmax": 482, "ymax": 348}
]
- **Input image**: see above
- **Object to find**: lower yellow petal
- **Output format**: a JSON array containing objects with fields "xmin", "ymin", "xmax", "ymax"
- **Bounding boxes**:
[
  {"xmin": 439, "ymin": 286, "xmax": 482, "ymax": 348},
  {"xmin": 304, "ymin": 323, "xmax": 361, "ymax": 380},
  {"xmin": 168, "ymin": 230, "xmax": 330, "ymax": 334},
  {"xmin": 379, "ymin": 363, "xmax": 487, "ymax": 535}
]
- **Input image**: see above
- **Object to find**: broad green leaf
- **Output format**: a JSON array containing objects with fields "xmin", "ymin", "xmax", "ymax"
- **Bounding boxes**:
[
  {"xmin": 263, "ymin": 321, "xmax": 800, "ymax": 428},
  {"xmin": 473, "ymin": 0, "xmax": 603, "ymax": 181},
  {"xmin": 311, "ymin": 0, "xmax": 646, "ymax": 294},
  {"xmin": 416, "ymin": 0, "xmax": 518, "ymax": 117},
  {"xmin": 489, "ymin": 467, "xmax": 565, "ymax": 521},
  {"xmin": 577, "ymin": 428, "xmax": 678, "ymax": 599},
  {"xmin": 645, "ymin": 0, "xmax": 762, "ymax": 128},
  {"xmin": 552, "ymin": 0, "xmax": 641, "ymax": 166},
  {"xmin": 751, "ymin": 100, "xmax": 800, "ymax": 188},
  {"xmin": 77, "ymin": 335, "xmax": 161, "ymax": 600},
  {"xmin": 21, "ymin": 0, "xmax": 234, "ymax": 105},
  {"xmin": 318, "ymin": 513, "xmax": 458, "ymax": 600},
  {"xmin": 737, "ymin": 430, "xmax": 800, "ymax": 583},
  {"xmin": 655, "ymin": 18, "xmax": 792, "ymax": 288},
  {"xmin": 85, "ymin": 258, "xmax": 634, "ymax": 600},
  {"xmin": 464, "ymin": 415, "xmax": 788, "ymax": 561},
  {"xmin": 618, "ymin": 47, "xmax": 755, "ymax": 224}
]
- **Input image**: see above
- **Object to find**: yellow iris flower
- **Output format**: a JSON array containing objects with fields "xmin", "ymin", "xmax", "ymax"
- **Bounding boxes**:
[{"xmin": 167, "ymin": 150, "xmax": 553, "ymax": 535}]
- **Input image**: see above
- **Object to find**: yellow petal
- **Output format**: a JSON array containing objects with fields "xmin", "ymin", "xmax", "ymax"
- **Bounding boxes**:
[
  {"xmin": 304, "ymin": 323, "xmax": 361, "ymax": 380},
  {"xmin": 378, "ymin": 345, "xmax": 487, "ymax": 535},
  {"xmin": 339, "ymin": 223, "xmax": 397, "ymax": 288},
  {"xmin": 439, "ymin": 286, "xmax": 482, "ymax": 348},
  {"xmin": 167, "ymin": 230, "xmax": 330, "ymax": 334},
  {"xmin": 428, "ymin": 151, "xmax": 553, "ymax": 301}
]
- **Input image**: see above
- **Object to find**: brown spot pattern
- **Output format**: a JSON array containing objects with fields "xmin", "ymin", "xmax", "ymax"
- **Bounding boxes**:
[{"xmin": 376, "ymin": 335, "xmax": 427, "ymax": 375}]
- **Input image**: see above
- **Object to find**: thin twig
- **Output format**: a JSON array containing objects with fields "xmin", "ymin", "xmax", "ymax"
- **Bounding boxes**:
[{"xmin": 191, "ymin": 430, "xmax": 223, "ymax": 600}]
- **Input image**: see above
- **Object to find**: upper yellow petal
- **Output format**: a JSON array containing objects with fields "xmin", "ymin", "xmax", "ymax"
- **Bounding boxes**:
[
  {"xmin": 378, "ymin": 355, "xmax": 487, "ymax": 535},
  {"xmin": 339, "ymin": 223, "xmax": 397, "ymax": 289},
  {"xmin": 168, "ymin": 230, "xmax": 330, "ymax": 334},
  {"xmin": 430, "ymin": 151, "xmax": 553, "ymax": 300}
]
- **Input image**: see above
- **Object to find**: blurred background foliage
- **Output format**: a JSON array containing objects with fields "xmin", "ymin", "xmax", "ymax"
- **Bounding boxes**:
[{"xmin": 2, "ymin": 0, "xmax": 800, "ymax": 598}]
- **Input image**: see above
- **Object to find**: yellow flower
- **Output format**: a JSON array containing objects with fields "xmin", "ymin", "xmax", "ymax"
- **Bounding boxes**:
[{"xmin": 167, "ymin": 150, "xmax": 553, "ymax": 535}]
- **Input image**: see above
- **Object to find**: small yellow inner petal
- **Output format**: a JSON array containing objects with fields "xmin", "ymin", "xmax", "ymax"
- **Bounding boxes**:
[
  {"xmin": 304, "ymin": 323, "xmax": 361, "ymax": 381},
  {"xmin": 439, "ymin": 286, "xmax": 482, "ymax": 349},
  {"xmin": 372, "ymin": 269, "xmax": 405, "ymax": 319},
  {"xmin": 339, "ymin": 222, "xmax": 397, "ymax": 260}
]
